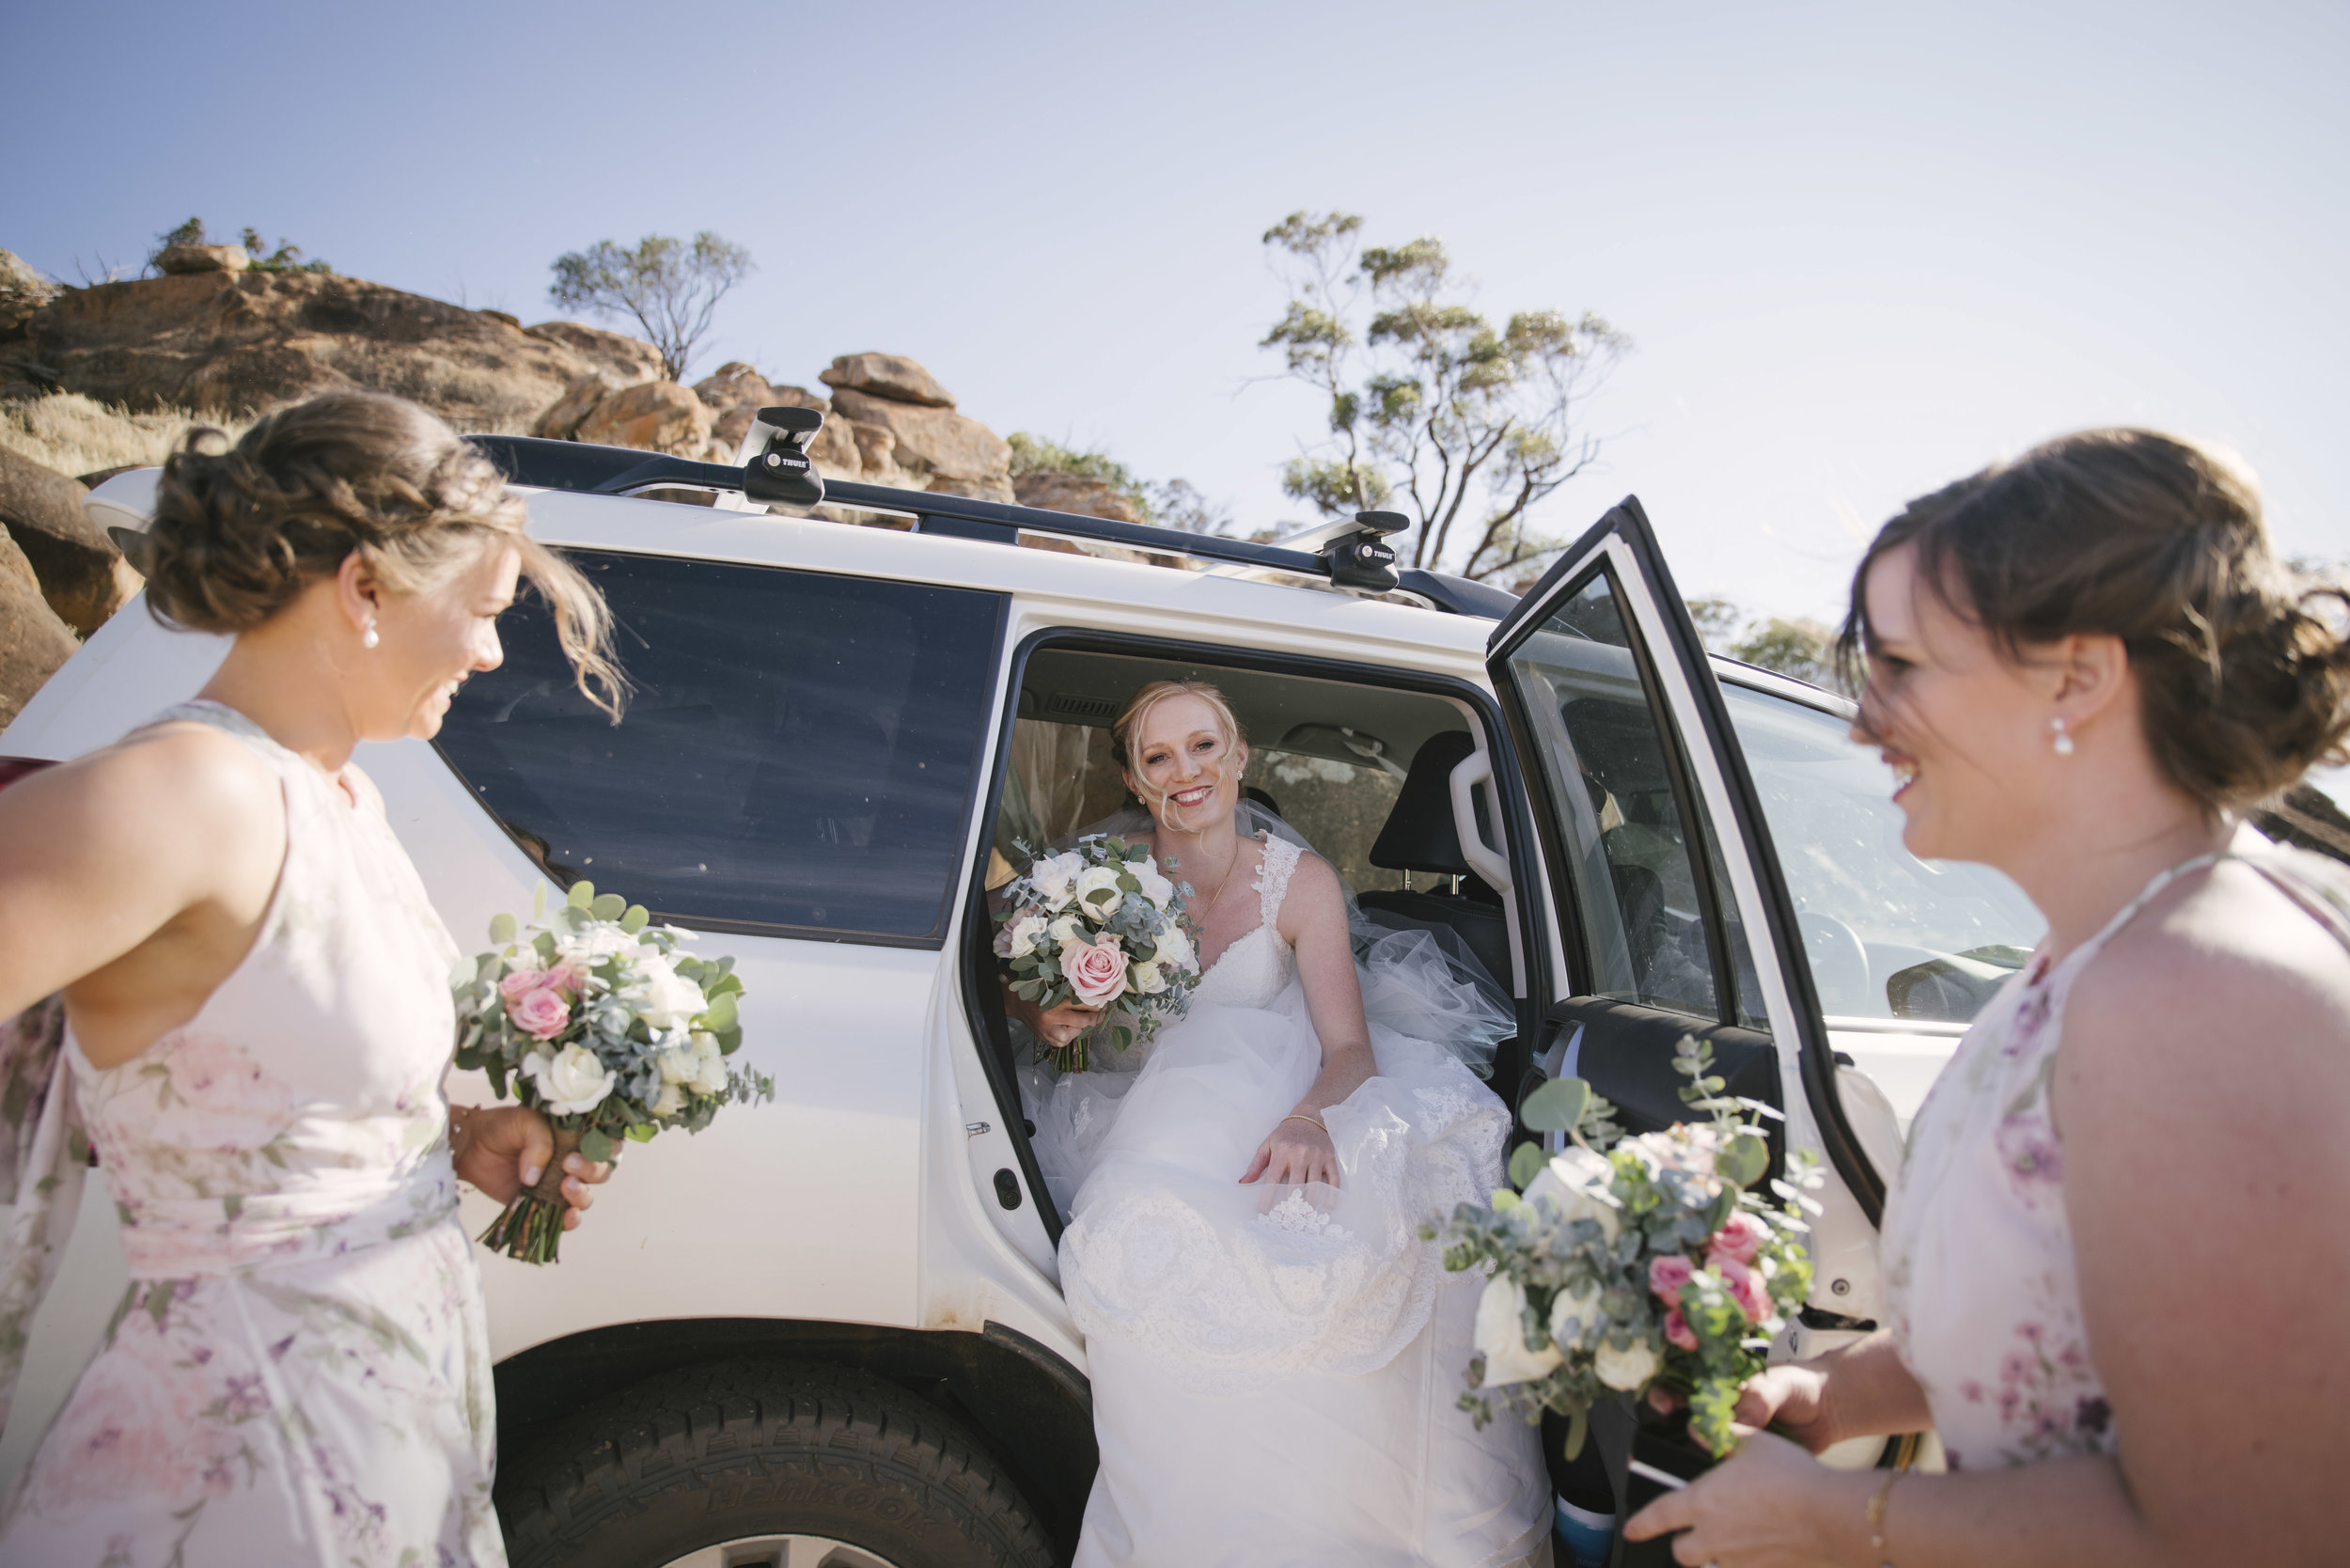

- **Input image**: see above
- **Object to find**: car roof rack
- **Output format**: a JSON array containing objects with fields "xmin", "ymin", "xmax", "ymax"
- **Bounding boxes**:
[{"xmin": 467, "ymin": 434, "xmax": 1516, "ymax": 620}]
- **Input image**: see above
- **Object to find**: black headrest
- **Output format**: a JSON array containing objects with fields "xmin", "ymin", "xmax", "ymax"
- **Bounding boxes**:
[{"xmin": 1370, "ymin": 731, "xmax": 1491, "ymax": 875}]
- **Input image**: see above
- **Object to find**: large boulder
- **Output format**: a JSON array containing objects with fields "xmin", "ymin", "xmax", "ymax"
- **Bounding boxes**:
[
  {"xmin": 0, "ymin": 447, "xmax": 138, "ymax": 633},
  {"xmin": 0, "ymin": 250, "xmax": 60, "ymax": 337},
  {"xmin": 574, "ymin": 381, "xmax": 713, "ymax": 457},
  {"xmin": 819, "ymin": 353, "xmax": 955, "ymax": 408},
  {"xmin": 24, "ymin": 271, "xmax": 643, "ymax": 430},
  {"xmin": 692, "ymin": 362, "xmax": 831, "ymax": 451},
  {"xmin": 1013, "ymin": 472, "xmax": 1147, "ymax": 524},
  {"xmin": 525, "ymin": 321, "xmax": 665, "ymax": 388},
  {"xmin": 154, "ymin": 243, "xmax": 250, "ymax": 276},
  {"xmin": 529, "ymin": 374, "xmax": 612, "ymax": 441},
  {"xmin": 0, "ymin": 524, "xmax": 77, "ymax": 730},
  {"xmin": 828, "ymin": 386, "xmax": 1011, "ymax": 502}
]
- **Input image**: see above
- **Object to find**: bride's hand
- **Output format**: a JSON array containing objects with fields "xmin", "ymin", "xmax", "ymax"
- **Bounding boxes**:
[{"xmin": 1242, "ymin": 1114, "xmax": 1339, "ymax": 1187}]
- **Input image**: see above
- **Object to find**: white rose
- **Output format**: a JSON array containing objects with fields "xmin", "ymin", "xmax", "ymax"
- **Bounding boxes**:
[
  {"xmin": 1472, "ymin": 1276, "xmax": 1562, "ymax": 1387},
  {"xmin": 1594, "ymin": 1337, "xmax": 1660, "ymax": 1392},
  {"xmin": 1151, "ymin": 923, "xmax": 1196, "ymax": 974},
  {"xmin": 1522, "ymin": 1146, "xmax": 1622, "ymax": 1242},
  {"xmin": 1030, "ymin": 852, "xmax": 1085, "ymax": 910},
  {"xmin": 650, "ymin": 1081, "xmax": 686, "ymax": 1119},
  {"xmin": 657, "ymin": 1043, "xmax": 695, "ymax": 1084},
  {"xmin": 522, "ymin": 1043, "xmax": 616, "ymax": 1116},
  {"xmin": 626, "ymin": 958, "xmax": 708, "ymax": 1030},
  {"xmin": 1129, "ymin": 960, "xmax": 1167, "ymax": 995},
  {"xmin": 1007, "ymin": 915, "xmax": 1047, "ymax": 958},
  {"xmin": 1132, "ymin": 858, "xmax": 1174, "ymax": 909},
  {"xmin": 687, "ymin": 1031, "xmax": 729, "ymax": 1095},
  {"xmin": 1073, "ymin": 865, "xmax": 1125, "ymax": 921},
  {"xmin": 1547, "ymin": 1278, "xmax": 1606, "ymax": 1352},
  {"xmin": 556, "ymin": 925, "xmax": 647, "ymax": 965},
  {"xmin": 1047, "ymin": 914, "xmax": 1087, "ymax": 947}
]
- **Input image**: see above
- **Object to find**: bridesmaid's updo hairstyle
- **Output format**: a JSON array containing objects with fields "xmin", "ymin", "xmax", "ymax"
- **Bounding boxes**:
[
  {"xmin": 1838, "ymin": 428, "xmax": 2350, "ymax": 814},
  {"xmin": 147, "ymin": 390, "xmax": 625, "ymax": 717}
]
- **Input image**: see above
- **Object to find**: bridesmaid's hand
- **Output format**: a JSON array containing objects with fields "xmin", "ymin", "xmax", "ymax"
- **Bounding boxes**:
[
  {"xmin": 1622, "ymin": 1427, "xmax": 1874, "ymax": 1566},
  {"xmin": 1242, "ymin": 1114, "xmax": 1339, "ymax": 1187},
  {"xmin": 1025, "ymin": 998, "xmax": 1104, "ymax": 1052},
  {"xmin": 454, "ymin": 1105, "xmax": 615, "ymax": 1231}
]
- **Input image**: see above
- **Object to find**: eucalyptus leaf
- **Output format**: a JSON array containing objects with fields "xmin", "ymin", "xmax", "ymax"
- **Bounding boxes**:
[
  {"xmin": 702, "ymin": 992, "xmax": 738, "ymax": 1030},
  {"xmin": 590, "ymin": 893, "xmax": 626, "ymax": 921},
  {"xmin": 1519, "ymin": 1075, "xmax": 1591, "ymax": 1134},
  {"xmin": 532, "ymin": 881, "xmax": 548, "ymax": 921},
  {"xmin": 489, "ymin": 912, "xmax": 517, "ymax": 945},
  {"xmin": 621, "ymin": 904, "xmax": 650, "ymax": 933},
  {"xmin": 1717, "ymin": 1132, "xmax": 1770, "ymax": 1190},
  {"xmin": 569, "ymin": 880, "xmax": 596, "ymax": 909},
  {"xmin": 1507, "ymin": 1140, "xmax": 1549, "ymax": 1191},
  {"xmin": 1563, "ymin": 1404, "xmax": 1590, "ymax": 1463},
  {"xmin": 578, "ymin": 1128, "xmax": 616, "ymax": 1163}
]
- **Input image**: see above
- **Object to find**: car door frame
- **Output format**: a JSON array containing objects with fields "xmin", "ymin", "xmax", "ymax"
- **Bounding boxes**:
[{"xmin": 1486, "ymin": 495, "xmax": 1887, "ymax": 1224}]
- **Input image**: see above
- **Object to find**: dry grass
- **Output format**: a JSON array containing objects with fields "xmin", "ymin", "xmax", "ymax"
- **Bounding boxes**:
[{"xmin": 0, "ymin": 393, "xmax": 256, "ymax": 482}]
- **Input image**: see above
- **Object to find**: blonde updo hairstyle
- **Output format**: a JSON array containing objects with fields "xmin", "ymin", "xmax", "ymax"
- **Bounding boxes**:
[
  {"xmin": 1838, "ymin": 428, "xmax": 2350, "ymax": 815},
  {"xmin": 146, "ymin": 390, "xmax": 624, "ymax": 716},
  {"xmin": 1111, "ymin": 679, "xmax": 1247, "ymax": 830}
]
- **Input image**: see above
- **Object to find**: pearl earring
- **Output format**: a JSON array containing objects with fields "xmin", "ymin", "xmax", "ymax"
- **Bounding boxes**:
[
  {"xmin": 2050, "ymin": 715, "xmax": 2074, "ymax": 757},
  {"xmin": 361, "ymin": 618, "xmax": 380, "ymax": 650}
]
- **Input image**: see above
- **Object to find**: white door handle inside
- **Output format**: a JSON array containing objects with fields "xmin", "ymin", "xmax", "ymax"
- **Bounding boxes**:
[{"xmin": 1449, "ymin": 750, "xmax": 1513, "ymax": 893}]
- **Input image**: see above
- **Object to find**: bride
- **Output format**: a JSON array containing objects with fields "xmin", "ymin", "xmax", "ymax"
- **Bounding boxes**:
[{"xmin": 1007, "ymin": 680, "xmax": 1549, "ymax": 1568}]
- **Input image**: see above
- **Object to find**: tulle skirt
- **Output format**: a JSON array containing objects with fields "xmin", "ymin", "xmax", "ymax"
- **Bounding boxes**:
[{"xmin": 1026, "ymin": 979, "xmax": 1548, "ymax": 1566}]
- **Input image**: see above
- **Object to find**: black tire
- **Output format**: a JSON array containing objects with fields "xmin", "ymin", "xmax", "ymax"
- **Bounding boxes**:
[{"xmin": 498, "ymin": 1359, "xmax": 1058, "ymax": 1568}]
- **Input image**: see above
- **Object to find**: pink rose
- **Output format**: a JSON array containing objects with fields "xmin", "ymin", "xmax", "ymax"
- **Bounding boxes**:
[
  {"xmin": 506, "ymin": 986, "xmax": 572, "ymax": 1041},
  {"xmin": 1663, "ymin": 1307, "xmax": 1699, "ymax": 1351},
  {"xmin": 1649, "ymin": 1253, "xmax": 1696, "ymax": 1305},
  {"xmin": 1706, "ymin": 1211, "xmax": 1768, "ymax": 1267},
  {"xmin": 499, "ymin": 968, "xmax": 542, "ymax": 1000},
  {"xmin": 543, "ymin": 961, "xmax": 586, "ymax": 997},
  {"xmin": 1061, "ymin": 936, "xmax": 1130, "ymax": 1007},
  {"xmin": 1715, "ymin": 1256, "xmax": 1773, "ymax": 1324}
]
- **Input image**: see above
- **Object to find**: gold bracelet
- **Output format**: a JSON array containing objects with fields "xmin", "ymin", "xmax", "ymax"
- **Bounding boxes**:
[
  {"xmin": 1866, "ymin": 1467, "xmax": 1902, "ymax": 1567},
  {"xmin": 1280, "ymin": 1113, "xmax": 1326, "ymax": 1134}
]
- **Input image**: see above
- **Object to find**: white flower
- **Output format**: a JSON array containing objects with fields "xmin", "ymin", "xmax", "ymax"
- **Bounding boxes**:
[
  {"xmin": 1522, "ymin": 1146, "xmax": 1622, "ymax": 1242},
  {"xmin": 626, "ymin": 958, "xmax": 708, "ymax": 1029},
  {"xmin": 657, "ymin": 1043, "xmax": 695, "ymax": 1084},
  {"xmin": 1151, "ymin": 923, "xmax": 1196, "ymax": 975},
  {"xmin": 1547, "ymin": 1278, "xmax": 1605, "ymax": 1352},
  {"xmin": 1006, "ymin": 914, "xmax": 1047, "ymax": 958},
  {"xmin": 1073, "ymin": 865, "xmax": 1125, "ymax": 920},
  {"xmin": 1472, "ymin": 1276, "xmax": 1562, "ymax": 1387},
  {"xmin": 1129, "ymin": 960, "xmax": 1167, "ymax": 995},
  {"xmin": 1030, "ymin": 852, "xmax": 1085, "ymax": 910},
  {"xmin": 556, "ymin": 925, "xmax": 648, "ymax": 965},
  {"xmin": 1132, "ymin": 858, "xmax": 1174, "ymax": 909},
  {"xmin": 1594, "ymin": 1338, "xmax": 1660, "ymax": 1392},
  {"xmin": 522, "ymin": 1043, "xmax": 616, "ymax": 1116},
  {"xmin": 650, "ymin": 1081, "xmax": 686, "ymax": 1119},
  {"xmin": 687, "ymin": 1031, "xmax": 729, "ymax": 1095},
  {"xmin": 1047, "ymin": 914, "xmax": 1086, "ymax": 947}
]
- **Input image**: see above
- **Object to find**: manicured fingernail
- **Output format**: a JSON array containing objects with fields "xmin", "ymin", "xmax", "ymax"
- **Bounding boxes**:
[{"xmin": 521, "ymin": 1165, "xmax": 542, "ymax": 1186}]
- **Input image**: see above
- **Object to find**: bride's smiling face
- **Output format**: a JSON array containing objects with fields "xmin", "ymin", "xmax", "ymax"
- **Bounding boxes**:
[{"xmin": 1125, "ymin": 692, "xmax": 1248, "ymax": 833}]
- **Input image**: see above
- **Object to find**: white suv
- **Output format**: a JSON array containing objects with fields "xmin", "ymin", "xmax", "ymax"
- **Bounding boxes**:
[{"xmin": 5, "ymin": 431, "xmax": 2047, "ymax": 1568}]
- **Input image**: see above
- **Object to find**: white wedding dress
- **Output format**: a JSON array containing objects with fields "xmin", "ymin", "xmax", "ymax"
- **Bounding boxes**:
[{"xmin": 1026, "ymin": 832, "xmax": 1550, "ymax": 1568}]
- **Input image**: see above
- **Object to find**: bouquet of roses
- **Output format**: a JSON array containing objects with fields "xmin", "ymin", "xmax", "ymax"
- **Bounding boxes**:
[
  {"xmin": 452, "ymin": 880, "xmax": 773, "ymax": 1263},
  {"xmin": 1432, "ymin": 1037, "xmax": 1819, "ymax": 1460},
  {"xmin": 994, "ymin": 834, "xmax": 1200, "ymax": 1073}
]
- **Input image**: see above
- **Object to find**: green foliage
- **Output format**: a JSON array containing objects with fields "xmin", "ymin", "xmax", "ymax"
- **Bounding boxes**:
[
  {"xmin": 1259, "ymin": 210, "xmax": 1630, "ymax": 583},
  {"xmin": 1728, "ymin": 617, "xmax": 1841, "ymax": 693},
  {"xmin": 149, "ymin": 217, "xmax": 333, "ymax": 275},
  {"xmin": 548, "ymin": 231, "xmax": 753, "ymax": 382},
  {"xmin": 1006, "ymin": 432, "xmax": 1237, "ymax": 536}
]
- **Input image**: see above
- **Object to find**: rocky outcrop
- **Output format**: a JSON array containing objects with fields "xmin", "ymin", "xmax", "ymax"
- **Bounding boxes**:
[
  {"xmin": 0, "ymin": 251, "xmax": 60, "ymax": 338},
  {"xmin": 574, "ymin": 381, "xmax": 713, "ymax": 458},
  {"xmin": 0, "ymin": 523, "xmax": 77, "ymax": 730},
  {"xmin": 1013, "ymin": 472, "xmax": 1147, "ymax": 524},
  {"xmin": 524, "ymin": 321, "xmax": 664, "ymax": 388},
  {"xmin": 819, "ymin": 352, "xmax": 955, "ymax": 408},
  {"xmin": 691, "ymin": 363, "xmax": 839, "ymax": 463},
  {"xmin": 0, "ymin": 447, "xmax": 139, "ymax": 633},
  {"xmin": 529, "ymin": 375, "xmax": 612, "ymax": 441},
  {"xmin": 16, "ymin": 271, "xmax": 627, "ymax": 429},
  {"xmin": 828, "ymin": 378, "xmax": 1013, "ymax": 503},
  {"xmin": 154, "ymin": 243, "xmax": 250, "ymax": 275}
]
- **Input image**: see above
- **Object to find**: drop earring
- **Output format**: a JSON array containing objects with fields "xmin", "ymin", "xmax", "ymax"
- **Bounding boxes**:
[
  {"xmin": 361, "ymin": 617, "xmax": 380, "ymax": 650},
  {"xmin": 2049, "ymin": 715, "xmax": 2074, "ymax": 757}
]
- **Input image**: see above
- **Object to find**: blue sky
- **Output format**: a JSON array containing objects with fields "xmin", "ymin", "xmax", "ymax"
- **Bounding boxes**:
[{"xmin": 5, "ymin": 0, "xmax": 2343, "ymax": 623}]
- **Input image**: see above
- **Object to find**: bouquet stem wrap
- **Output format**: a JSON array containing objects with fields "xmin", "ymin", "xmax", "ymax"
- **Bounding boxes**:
[{"xmin": 477, "ymin": 1124, "xmax": 585, "ymax": 1264}]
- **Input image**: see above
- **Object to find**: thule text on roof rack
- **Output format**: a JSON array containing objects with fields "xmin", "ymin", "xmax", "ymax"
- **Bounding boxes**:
[{"xmin": 466, "ymin": 434, "xmax": 1516, "ymax": 620}]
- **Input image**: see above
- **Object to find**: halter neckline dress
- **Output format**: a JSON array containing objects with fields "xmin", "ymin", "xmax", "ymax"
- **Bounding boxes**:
[
  {"xmin": 1879, "ymin": 832, "xmax": 2350, "ymax": 1471},
  {"xmin": 0, "ymin": 700, "xmax": 502, "ymax": 1567},
  {"xmin": 1046, "ymin": 832, "xmax": 1549, "ymax": 1568}
]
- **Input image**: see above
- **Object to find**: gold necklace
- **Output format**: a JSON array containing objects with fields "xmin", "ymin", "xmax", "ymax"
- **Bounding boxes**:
[{"xmin": 1187, "ymin": 838, "xmax": 1245, "ymax": 923}]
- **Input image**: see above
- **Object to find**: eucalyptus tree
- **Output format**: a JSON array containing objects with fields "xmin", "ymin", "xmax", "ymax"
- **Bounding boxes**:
[{"xmin": 549, "ymin": 231, "xmax": 753, "ymax": 383}]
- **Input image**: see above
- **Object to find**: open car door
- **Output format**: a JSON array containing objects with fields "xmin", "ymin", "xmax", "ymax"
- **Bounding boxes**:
[{"xmin": 1484, "ymin": 497, "xmax": 1892, "ymax": 1537}]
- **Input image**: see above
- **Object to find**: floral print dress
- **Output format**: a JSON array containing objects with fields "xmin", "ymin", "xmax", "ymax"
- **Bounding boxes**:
[
  {"xmin": 1878, "ymin": 831, "xmax": 2350, "ymax": 1471},
  {"xmin": 0, "ymin": 701, "xmax": 502, "ymax": 1566}
]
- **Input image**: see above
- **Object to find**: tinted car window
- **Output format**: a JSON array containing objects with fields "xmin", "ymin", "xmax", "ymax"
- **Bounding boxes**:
[{"xmin": 435, "ymin": 551, "xmax": 1007, "ymax": 946}]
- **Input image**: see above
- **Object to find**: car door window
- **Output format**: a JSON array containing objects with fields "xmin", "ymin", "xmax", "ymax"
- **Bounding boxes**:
[
  {"xmin": 435, "ymin": 551, "xmax": 1007, "ymax": 946},
  {"xmin": 1498, "ymin": 570, "xmax": 1758, "ymax": 1026}
]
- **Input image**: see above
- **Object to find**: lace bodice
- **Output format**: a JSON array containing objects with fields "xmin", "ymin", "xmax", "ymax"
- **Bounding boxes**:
[{"xmin": 1191, "ymin": 833, "xmax": 1301, "ymax": 1011}]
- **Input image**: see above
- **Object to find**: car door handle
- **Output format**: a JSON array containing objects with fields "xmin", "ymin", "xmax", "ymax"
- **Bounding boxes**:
[{"xmin": 1448, "ymin": 750, "xmax": 1512, "ymax": 893}]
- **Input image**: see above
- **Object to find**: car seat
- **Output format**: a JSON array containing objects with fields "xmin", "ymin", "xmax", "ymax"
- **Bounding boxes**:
[{"xmin": 1355, "ymin": 731, "xmax": 1514, "ymax": 992}]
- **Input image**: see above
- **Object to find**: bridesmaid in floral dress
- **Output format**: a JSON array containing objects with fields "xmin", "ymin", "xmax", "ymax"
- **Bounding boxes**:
[
  {"xmin": 1627, "ymin": 430, "xmax": 2350, "ymax": 1566},
  {"xmin": 0, "ymin": 392, "xmax": 625, "ymax": 1565}
]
